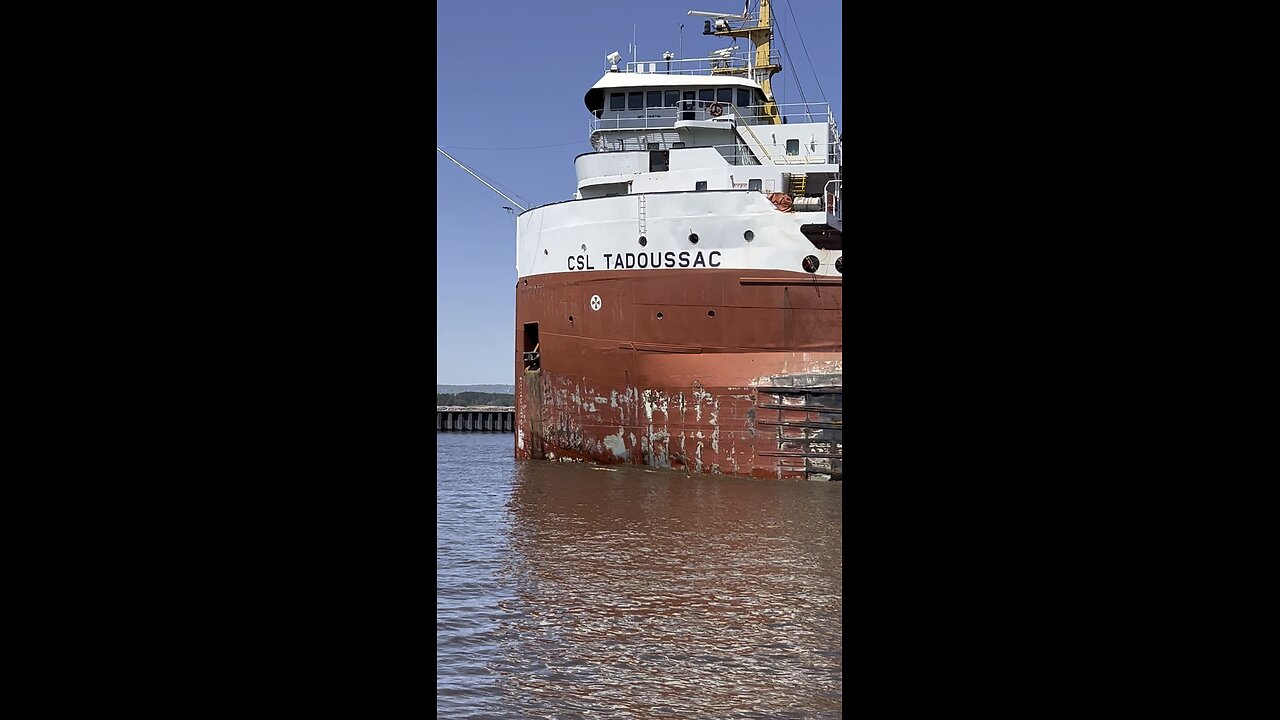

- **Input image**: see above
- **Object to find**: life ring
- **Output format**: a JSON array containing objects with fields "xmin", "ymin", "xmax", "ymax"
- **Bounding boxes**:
[{"xmin": 708, "ymin": 102, "xmax": 723, "ymax": 117}]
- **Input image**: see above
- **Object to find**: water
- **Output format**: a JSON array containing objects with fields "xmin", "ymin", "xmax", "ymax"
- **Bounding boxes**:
[{"xmin": 438, "ymin": 432, "xmax": 842, "ymax": 719}]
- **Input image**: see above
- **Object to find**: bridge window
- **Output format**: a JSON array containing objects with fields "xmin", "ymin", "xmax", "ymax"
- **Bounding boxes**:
[
  {"xmin": 647, "ymin": 90, "xmax": 661, "ymax": 107},
  {"xmin": 628, "ymin": 92, "xmax": 643, "ymax": 110},
  {"xmin": 698, "ymin": 88, "xmax": 714, "ymax": 103},
  {"xmin": 610, "ymin": 93, "xmax": 625, "ymax": 110},
  {"xmin": 786, "ymin": 139, "xmax": 800, "ymax": 156},
  {"xmin": 717, "ymin": 88, "xmax": 733, "ymax": 104},
  {"xmin": 665, "ymin": 90, "xmax": 679, "ymax": 107},
  {"xmin": 737, "ymin": 89, "xmax": 750, "ymax": 108}
]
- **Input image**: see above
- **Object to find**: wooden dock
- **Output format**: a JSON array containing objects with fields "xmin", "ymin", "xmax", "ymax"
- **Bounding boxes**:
[{"xmin": 437, "ymin": 406, "xmax": 515, "ymax": 432}]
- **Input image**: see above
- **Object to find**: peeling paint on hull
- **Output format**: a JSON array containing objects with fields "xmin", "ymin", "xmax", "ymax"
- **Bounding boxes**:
[{"xmin": 515, "ymin": 269, "xmax": 842, "ymax": 480}]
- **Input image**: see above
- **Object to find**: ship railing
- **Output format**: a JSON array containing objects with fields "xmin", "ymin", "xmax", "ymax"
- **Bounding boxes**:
[
  {"xmin": 587, "ymin": 133, "xmax": 834, "ymax": 168},
  {"xmin": 824, "ymin": 180, "xmax": 841, "ymax": 215},
  {"xmin": 770, "ymin": 102, "xmax": 834, "ymax": 126},
  {"xmin": 717, "ymin": 142, "xmax": 765, "ymax": 166},
  {"xmin": 591, "ymin": 100, "xmax": 758, "ymax": 132},
  {"xmin": 622, "ymin": 50, "xmax": 781, "ymax": 77},
  {"xmin": 591, "ymin": 105, "xmax": 680, "ymax": 132},
  {"xmin": 585, "ymin": 138, "xmax": 833, "ymax": 170},
  {"xmin": 591, "ymin": 100, "xmax": 832, "ymax": 134},
  {"xmin": 587, "ymin": 136, "xmax": 754, "ymax": 162}
]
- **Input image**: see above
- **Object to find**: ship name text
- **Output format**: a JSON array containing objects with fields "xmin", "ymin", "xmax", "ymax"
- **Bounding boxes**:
[{"xmin": 568, "ymin": 251, "xmax": 722, "ymax": 271}]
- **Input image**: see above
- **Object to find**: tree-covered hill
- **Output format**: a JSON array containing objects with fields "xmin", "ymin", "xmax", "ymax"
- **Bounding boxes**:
[{"xmin": 437, "ymin": 391, "xmax": 515, "ymax": 407}]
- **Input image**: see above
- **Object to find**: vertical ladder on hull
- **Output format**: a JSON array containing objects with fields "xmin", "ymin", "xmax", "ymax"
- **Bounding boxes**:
[{"xmin": 638, "ymin": 194, "xmax": 647, "ymax": 235}]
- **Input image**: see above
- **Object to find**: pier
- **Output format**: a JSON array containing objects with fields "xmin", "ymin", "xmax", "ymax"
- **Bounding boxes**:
[{"xmin": 437, "ymin": 406, "xmax": 515, "ymax": 432}]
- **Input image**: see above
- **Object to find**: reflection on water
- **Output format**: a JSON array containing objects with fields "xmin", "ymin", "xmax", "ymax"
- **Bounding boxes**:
[{"xmin": 437, "ymin": 433, "xmax": 842, "ymax": 719}]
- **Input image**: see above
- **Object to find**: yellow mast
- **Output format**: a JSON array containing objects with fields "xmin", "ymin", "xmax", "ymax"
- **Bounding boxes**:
[{"xmin": 709, "ymin": 0, "xmax": 782, "ymax": 124}]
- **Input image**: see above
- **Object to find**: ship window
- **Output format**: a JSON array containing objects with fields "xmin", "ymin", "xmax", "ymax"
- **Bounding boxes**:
[
  {"xmin": 786, "ymin": 139, "xmax": 800, "ymax": 156},
  {"xmin": 650, "ymin": 150, "xmax": 669, "ymax": 172},
  {"xmin": 737, "ymin": 89, "xmax": 750, "ymax": 108},
  {"xmin": 647, "ymin": 90, "xmax": 661, "ymax": 107},
  {"xmin": 682, "ymin": 91, "xmax": 696, "ymax": 119},
  {"xmin": 698, "ymin": 88, "xmax": 714, "ymax": 103},
  {"xmin": 672, "ymin": 142, "xmax": 685, "ymax": 148},
  {"xmin": 749, "ymin": 179, "xmax": 762, "ymax": 191},
  {"xmin": 665, "ymin": 90, "xmax": 679, "ymax": 107},
  {"xmin": 717, "ymin": 88, "xmax": 733, "ymax": 104},
  {"xmin": 610, "ymin": 93, "xmax": 625, "ymax": 110},
  {"xmin": 628, "ymin": 92, "xmax": 643, "ymax": 109},
  {"xmin": 696, "ymin": 181, "xmax": 707, "ymax": 191}
]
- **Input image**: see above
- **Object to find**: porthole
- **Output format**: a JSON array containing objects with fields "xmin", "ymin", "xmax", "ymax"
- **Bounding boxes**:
[
  {"xmin": 581, "ymin": 244, "xmax": 587, "ymax": 251},
  {"xmin": 708, "ymin": 310, "xmax": 716, "ymax": 318},
  {"xmin": 543, "ymin": 249, "xmax": 548, "ymax": 255},
  {"xmin": 656, "ymin": 312, "xmax": 664, "ymax": 320},
  {"xmin": 744, "ymin": 230, "xmax": 754, "ymax": 242},
  {"xmin": 688, "ymin": 233, "xmax": 699, "ymax": 244},
  {"xmin": 802, "ymin": 255, "xmax": 819, "ymax": 273},
  {"xmin": 639, "ymin": 236, "xmax": 648, "ymax": 246},
  {"xmin": 569, "ymin": 315, "xmax": 574, "ymax": 323},
  {"xmin": 835, "ymin": 257, "xmax": 843, "ymax": 273}
]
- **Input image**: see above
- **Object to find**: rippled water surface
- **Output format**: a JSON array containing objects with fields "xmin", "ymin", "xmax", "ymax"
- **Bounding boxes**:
[{"xmin": 437, "ymin": 432, "xmax": 842, "ymax": 718}]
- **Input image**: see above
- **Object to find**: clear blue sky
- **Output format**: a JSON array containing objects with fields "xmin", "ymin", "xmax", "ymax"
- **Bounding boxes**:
[{"xmin": 436, "ymin": 0, "xmax": 842, "ymax": 385}]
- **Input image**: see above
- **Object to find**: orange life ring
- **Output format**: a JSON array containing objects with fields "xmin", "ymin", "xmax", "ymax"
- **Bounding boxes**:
[{"xmin": 708, "ymin": 102, "xmax": 723, "ymax": 117}]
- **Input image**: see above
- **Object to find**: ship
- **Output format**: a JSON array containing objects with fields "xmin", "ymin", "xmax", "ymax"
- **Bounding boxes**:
[{"xmin": 513, "ymin": 1, "xmax": 842, "ymax": 480}]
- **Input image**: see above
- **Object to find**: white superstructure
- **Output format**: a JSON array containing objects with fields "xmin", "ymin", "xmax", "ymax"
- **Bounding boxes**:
[{"xmin": 516, "ymin": 1, "xmax": 842, "ymax": 280}]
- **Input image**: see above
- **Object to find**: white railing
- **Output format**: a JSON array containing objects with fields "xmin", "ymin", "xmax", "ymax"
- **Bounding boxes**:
[
  {"xmin": 586, "ymin": 135, "xmax": 837, "ymax": 166},
  {"xmin": 622, "ymin": 49, "xmax": 782, "ymax": 77},
  {"xmin": 586, "ymin": 139, "xmax": 761, "ymax": 164},
  {"xmin": 770, "ymin": 102, "xmax": 835, "ymax": 125},
  {"xmin": 591, "ymin": 100, "xmax": 757, "ymax": 132},
  {"xmin": 591, "ymin": 101, "xmax": 834, "ymax": 133},
  {"xmin": 824, "ymin": 180, "xmax": 841, "ymax": 215},
  {"xmin": 581, "ymin": 138, "xmax": 842, "ymax": 171}
]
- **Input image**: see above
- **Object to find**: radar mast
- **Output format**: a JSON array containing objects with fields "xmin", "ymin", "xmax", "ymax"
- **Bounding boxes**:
[{"xmin": 688, "ymin": 0, "xmax": 782, "ymax": 124}]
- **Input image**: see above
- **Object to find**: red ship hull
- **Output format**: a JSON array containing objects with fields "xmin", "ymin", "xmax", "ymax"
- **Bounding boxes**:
[{"xmin": 515, "ymin": 268, "xmax": 842, "ymax": 480}]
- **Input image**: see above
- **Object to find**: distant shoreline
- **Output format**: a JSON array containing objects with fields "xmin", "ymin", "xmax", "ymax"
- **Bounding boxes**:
[
  {"xmin": 437, "ymin": 388, "xmax": 515, "ymax": 408},
  {"xmin": 437, "ymin": 384, "xmax": 515, "ymax": 394}
]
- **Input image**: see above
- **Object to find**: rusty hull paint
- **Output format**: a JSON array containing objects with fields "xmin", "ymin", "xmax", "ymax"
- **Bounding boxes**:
[{"xmin": 515, "ymin": 268, "xmax": 842, "ymax": 480}]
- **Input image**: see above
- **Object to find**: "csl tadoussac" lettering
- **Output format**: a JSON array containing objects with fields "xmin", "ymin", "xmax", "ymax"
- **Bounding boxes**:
[{"xmin": 567, "ymin": 250, "xmax": 721, "ymax": 271}]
